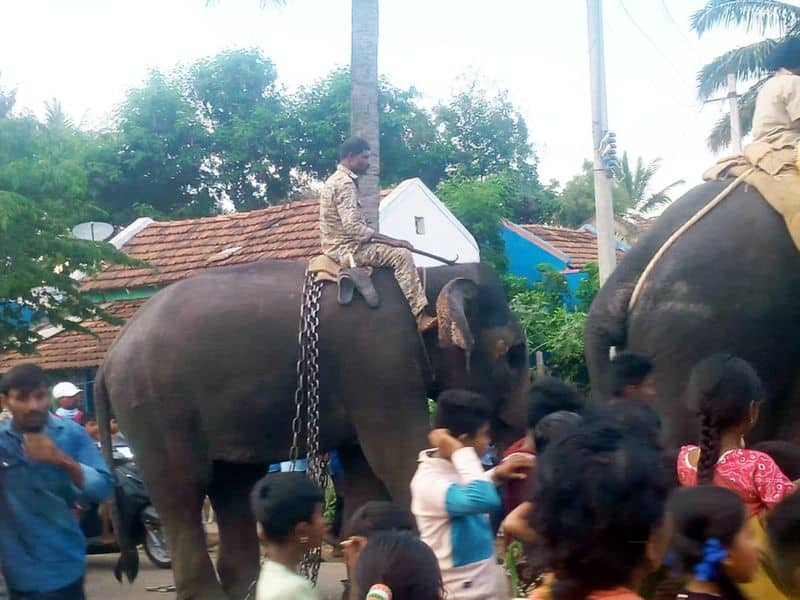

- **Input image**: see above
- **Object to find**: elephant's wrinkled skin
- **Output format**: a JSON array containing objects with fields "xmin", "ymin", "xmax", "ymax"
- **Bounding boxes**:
[
  {"xmin": 585, "ymin": 180, "xmax": 800, "ymax": 448},
  {"xmin": 95, "ymin": 261, "xmax": 528, "ymax": 599}
]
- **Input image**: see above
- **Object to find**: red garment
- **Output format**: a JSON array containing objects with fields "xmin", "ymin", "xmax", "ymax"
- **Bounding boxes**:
[
  {"xmin": 502, "ymin": 437, "xmax": 535, "ymax": 516},
  {"xmin": 677, "ymin": 445, "xmax": 796, "ymax": 515}
]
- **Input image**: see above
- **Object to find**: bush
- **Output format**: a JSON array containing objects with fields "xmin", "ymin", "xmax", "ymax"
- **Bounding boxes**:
[{"xmin": 506, "ymin": 264, "xmax": 598, "ymax": 386}]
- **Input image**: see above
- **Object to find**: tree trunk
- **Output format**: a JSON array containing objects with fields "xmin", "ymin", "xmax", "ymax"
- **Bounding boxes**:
[{"xmin": 350, "ymin": 0, "xmax": 380, "ymax": 230}]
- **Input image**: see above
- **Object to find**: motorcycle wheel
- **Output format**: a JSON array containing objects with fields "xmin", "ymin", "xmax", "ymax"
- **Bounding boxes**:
[{"xmin": 141, "ymin": 509, "xmax": 171, "ymax": 569}]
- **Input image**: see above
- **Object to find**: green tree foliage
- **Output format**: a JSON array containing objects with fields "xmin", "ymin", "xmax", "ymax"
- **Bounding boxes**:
[
  {"xmin": 437, "ymin": 174, "xmax": 513, "ymax": 274},
  {"xmin": 435, "ymin": 82, "xmax": 534, "ymax": 179},
  {"xmin": 556, "ymin": 161, "xmax": 597, "ymax": 228},
  {"xmin": 292, "ymin": 68, "xmax": 447, "ymax": 188},
  {"xmin": 88, "ymin": 71, "xmax": 214, "ymax": 224},
  {"xmin": 557, "ymin": 155, "xmax": 683, "ymax": 229},
  {"xmin": 691, "ymin": 0, "xmax": 800, "ymax": 151},
  {"xmin": 0, "ymin": 93, "xmax": 130, "ymax": 353},
  {"xmin": 189, "ymin": 49, "xmax": 296, "ymax": 210},
  {"xmin": 508, "ymin": 264, "xmax": 600, "ymax": 386},
  {"xmin": 614, "ymin": 152, "xmax": 685, "ymax": 214}
]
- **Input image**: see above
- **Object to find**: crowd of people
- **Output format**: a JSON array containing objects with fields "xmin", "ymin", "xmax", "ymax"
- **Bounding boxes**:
[
  {"xmin": 3, "ymin": 346, "xmax": 800, "ymax": 600},
  {"xmin": 246, "ymin": 351, "xmax": 800, "ymax": 600}
]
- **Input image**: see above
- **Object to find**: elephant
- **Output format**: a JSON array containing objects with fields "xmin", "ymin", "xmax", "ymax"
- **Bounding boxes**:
[
  {"xmin": 94, "ymin": 260, "xmax": 529, "ymax": 599},
  {"xmin": 585, "ymin": 179, "xmax": 800, "ymax": 449}
]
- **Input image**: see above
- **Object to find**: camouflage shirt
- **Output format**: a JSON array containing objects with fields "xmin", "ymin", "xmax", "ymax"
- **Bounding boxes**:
[{"xmin": 320, "ymin": 165, "xmax": 375, "ymax": 261}]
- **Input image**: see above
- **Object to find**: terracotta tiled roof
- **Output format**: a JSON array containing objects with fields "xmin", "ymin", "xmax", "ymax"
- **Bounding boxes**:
[
  {"xmin": 0, "ymin": 300, "xmax": 145, "ymax": 373},
  {"xmin": 518, "ymin": 224, "xmax": 624, "ymax": 269},
  {"xmin": 82, "ymin": 200, "xmax": 320, "ymax": 292}
]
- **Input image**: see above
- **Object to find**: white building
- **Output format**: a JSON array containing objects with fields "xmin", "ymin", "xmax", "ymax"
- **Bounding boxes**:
[{"xmin": 379, "ymin": 178, "xmax": 480, "ymax": 267}]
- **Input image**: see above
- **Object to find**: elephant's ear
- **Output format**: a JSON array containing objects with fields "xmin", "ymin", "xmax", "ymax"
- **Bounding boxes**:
[{"xmin": 436, "ymin": 278, "xmax": 479, "ymax": 356}]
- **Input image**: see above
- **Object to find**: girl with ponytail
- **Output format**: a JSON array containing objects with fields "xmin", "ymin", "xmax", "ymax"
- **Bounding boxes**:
[
  {"xmin": 677, "ymin": 354, "xmax": 795, "ymax": 516},
  {"xmin": 666, "ymin": 486, "xmax": 759, "ymax": 599}
]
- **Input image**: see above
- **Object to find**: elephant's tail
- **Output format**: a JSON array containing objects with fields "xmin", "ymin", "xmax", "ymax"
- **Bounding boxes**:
[{"xmin": 95, "ymin": 368, "xmax": 140, "ymax": 583}]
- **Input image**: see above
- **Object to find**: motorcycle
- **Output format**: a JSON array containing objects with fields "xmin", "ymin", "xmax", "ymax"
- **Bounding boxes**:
[{"xmin": 79, "ymin": 443, "xmax": 171, "ymax": 569}]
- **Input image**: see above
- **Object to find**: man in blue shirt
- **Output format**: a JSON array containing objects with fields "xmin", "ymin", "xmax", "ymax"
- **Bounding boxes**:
[{"xmin": 0, "ymin": 364, "xmax": 114, "ymax": 599}]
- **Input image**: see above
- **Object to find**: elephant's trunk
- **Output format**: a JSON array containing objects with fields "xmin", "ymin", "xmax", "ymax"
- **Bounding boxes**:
[{"xmin": 585, "ymin": 298, "xmax": 628, "ymax": 404}]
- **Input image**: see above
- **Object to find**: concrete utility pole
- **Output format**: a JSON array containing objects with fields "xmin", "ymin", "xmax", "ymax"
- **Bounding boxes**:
[
  {"xmin": 727, "ymin": 73, "xmax": 743, "ymax": 154},
  {"xmin": 586, "ymin": 0, "xmax": 617, "ymax": 284}
]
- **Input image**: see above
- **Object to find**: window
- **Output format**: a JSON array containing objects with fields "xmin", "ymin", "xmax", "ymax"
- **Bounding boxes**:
[{"xmin": 414, "ymin": 216, "xmax": 426, "ymax": 235}]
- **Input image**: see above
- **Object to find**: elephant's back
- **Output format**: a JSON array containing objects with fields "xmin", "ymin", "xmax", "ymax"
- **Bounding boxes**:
[{"xmin": 625, "ymin": 182, "xmax": 800, "ymax": 443}]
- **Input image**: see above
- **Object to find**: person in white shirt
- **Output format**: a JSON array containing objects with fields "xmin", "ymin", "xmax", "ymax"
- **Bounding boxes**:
[
  {"xmin": 411, "ymin": 389, "xmax": 533, "ymax": 600},
  {"xmin": 250, "ymin": 472, "xmax": 325, "ymax": 600},
  {"xmin": 751, "ymin": 40, "xmax": 800, "ymax": 154}
]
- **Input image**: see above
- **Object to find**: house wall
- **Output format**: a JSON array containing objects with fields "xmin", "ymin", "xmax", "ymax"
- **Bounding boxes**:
[
  {"xmin": 502, "ymin": 227, "xmax": 589, "ymax": 309},
  {"xmin": 502, "ymin": 227, "xmax": 567, "ymax": 282},
  {"xmin": 380, "ymin": 179, "xmax": 480, "ymax": 267}
]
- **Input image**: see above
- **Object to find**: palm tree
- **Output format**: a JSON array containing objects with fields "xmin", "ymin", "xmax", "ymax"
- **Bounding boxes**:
[
  {"xmin": 350, "ymin": 0, "xmax": 380, "ymax": 230},
  {"xmin": 616, "ymin": 152, "xmax": 685, "ymax": 214},
  {"xmin": 692, "ymin": 0, "xmax": 800, "ymax": 151},
  {"xmin": 44, "ymin": 98, "xmax": 73, "ymax": 129}
]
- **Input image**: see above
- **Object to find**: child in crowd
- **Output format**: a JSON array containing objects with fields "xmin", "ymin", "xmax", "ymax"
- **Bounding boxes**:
[
  {"xmin": 501, "ymin": 410, "xmax": 584, "ymax": 598},
  {"xmin": 340, "ymin": 501, "xmax": 416, "ymax": 600},
  {"xmin": 411, "ymin": 389, "xmax": 532, "ymax": 599},
  {"xmin": 678, "ymin": 354, "xmax": 797, "ymax": 599},
  {"xmin": 667, "ymin": 486, "xmax": 759, "ymax": 600},
  {"xmin": 250, "ymin": 472, "xmax": 325, "ymax": 600},
  {"xmin": 501, "ymin": 410, "xmax": 583, "ymax": 543},
  {"xmin": 354, "ymin": 530, "xmax": 444, "ymax": 600},
  {"xmin": 677, "ymin": 354, "xmax": 796, "ymax": 514},
  {"xmin": 768, "ymin": 492, "xmax": 800, "ymax": 598},
  {"xmin": 502, "ymin": 377, "xmax": 583, "ymax": 516},
  {"xmin": 530, "ymin": 422, "xmax": 671, "ymax": 600},
  {"xmin": 610, "ymin": 352, "xmax": 656, "ymax": 404}
]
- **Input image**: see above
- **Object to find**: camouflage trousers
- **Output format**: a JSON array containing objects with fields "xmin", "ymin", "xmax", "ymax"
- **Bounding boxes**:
[{"xmin": 350, "ymin": 243, "xmax": 428, "ymax": 316}]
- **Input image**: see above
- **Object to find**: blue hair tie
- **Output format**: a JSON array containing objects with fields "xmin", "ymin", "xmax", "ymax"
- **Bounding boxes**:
[{"xmin": 693, "ymin": 538, "xmax": 728, "ymax": 582}]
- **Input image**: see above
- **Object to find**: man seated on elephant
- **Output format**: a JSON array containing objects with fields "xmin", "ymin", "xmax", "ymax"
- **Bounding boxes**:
[
  {"xmin": 751, "ymin": 39, "xmax": 800, "ymax": 162},
  {"xmin": 320, "ymin": 136, "xmax": 437, "ymax": 332}
]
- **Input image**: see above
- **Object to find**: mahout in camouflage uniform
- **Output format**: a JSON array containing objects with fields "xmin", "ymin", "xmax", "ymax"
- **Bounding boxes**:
[{"xmin": 320, "ymin": 137, "xmax": 435, "ymax": 331}]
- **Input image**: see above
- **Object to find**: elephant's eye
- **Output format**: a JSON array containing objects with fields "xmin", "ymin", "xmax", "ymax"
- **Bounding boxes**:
[{"xmin": 507, "ymin": 343, "xmax": 527, "ymax": 369}]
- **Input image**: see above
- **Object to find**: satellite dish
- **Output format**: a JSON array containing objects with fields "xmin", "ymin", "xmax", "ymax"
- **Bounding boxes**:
[{"xmin": 72, "ymin": 221, "xmax": 114, "ymax": 242}]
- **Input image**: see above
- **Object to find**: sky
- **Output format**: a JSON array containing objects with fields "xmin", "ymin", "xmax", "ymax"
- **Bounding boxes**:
[{"xmin": 1, "ymin": 0, "xmax": 785, "ymax": 199}]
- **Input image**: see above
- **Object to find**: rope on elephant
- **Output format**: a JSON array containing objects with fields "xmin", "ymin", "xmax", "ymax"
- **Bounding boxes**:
[{"xmin": 627, "ymin": 168, "xmax": 755, "ymax": 314}]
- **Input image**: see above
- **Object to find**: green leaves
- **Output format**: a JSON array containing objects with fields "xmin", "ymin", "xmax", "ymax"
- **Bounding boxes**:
[
  {"xmin": 0, "ymin": 118, "xmax": 132, "ymax": 353},
  {"xmin": 437, "ymin": 174, "xmax": 514, "ymax": 274},
  {"xmin": 693, "ymin": 0, "xmax": 800, "ymax": 149},
  {"xmin": 507, "ymin": 264, "xmax": 599, "ymax": 385},
  {"xmin": 690, "ymin": 0, "xmax": 800, "ymax": 37}
]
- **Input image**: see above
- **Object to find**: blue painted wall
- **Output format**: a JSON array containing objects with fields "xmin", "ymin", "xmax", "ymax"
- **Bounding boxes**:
[
  {"xmin": 502, "ymin": 226, "xmax": 588, "ymax": 307},
  {"xmin": 503, "ymin": 227, "xmax": 566, "ymax": 281}
]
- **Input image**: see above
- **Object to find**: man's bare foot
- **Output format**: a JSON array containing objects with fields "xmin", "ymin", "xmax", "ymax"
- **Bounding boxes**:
[{"xmin": 417, "ymin": 313, "xmax": 438, "ymax": 333}]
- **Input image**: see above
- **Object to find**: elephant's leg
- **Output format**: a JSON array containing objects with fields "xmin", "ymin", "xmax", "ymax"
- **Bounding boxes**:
[
  {"xmin": 207, "ymin": 462, "xmax": 263, "ymax": 599},
  {"xmin": 337, "ymin": 444, "xmax": 392, "ymax": 536},
  {"xmin": 124, "ymin": 404, "xmax": 223, "ymax": 599},
  {"xmin": 147, "ymin": 480, "xmax": 223, "ymax": 599}
]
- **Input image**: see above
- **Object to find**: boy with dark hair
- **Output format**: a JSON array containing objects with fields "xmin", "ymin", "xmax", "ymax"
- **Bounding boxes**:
[
  {"xmin": 767, "ymin": 492, "xmax": 800, "ymax": 598},
  {"xmin": 610, "ymin": 351, "xmax": 655, "ymax": 402},
  {"xmin": 340, "ymin": 501, "xmax": 416, "ymax": 599},
  {"xmin": 411, "ymin": 389, "xmax": 532, "ymax": 599},
  {"xmin": 250, "ymin": 472, "xmax": 325, "ymax": 600},
  {"xmin": 0, "ymin": 363, "xmax": 113, "ymax": 599},
  {"xmin": 525, "ymin": 376, "xmax": 584, "ymax": 431}
]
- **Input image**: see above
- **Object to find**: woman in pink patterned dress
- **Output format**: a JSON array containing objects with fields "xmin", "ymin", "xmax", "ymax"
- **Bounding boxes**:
[{"xmin": 677, "ymin": 354, "xmax": 795, "ymax": 515}]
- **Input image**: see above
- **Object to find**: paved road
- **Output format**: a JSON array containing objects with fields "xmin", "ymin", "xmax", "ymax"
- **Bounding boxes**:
[{"xmin": 86, "ymin": 552, "xmax": 348, "ymax": 600}]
